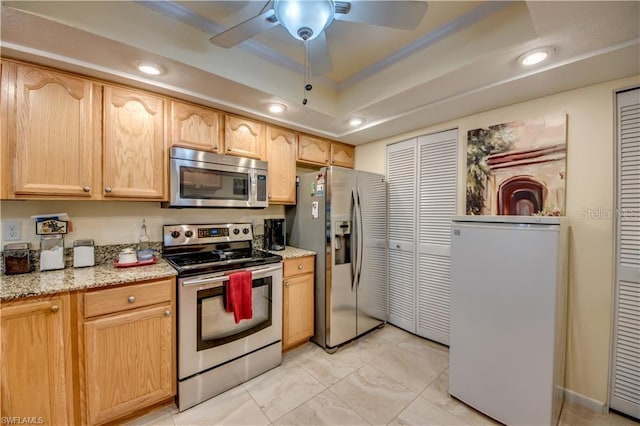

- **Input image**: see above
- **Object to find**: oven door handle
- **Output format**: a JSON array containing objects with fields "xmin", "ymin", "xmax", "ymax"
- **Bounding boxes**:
[{"xmin": 180, "ymin": 264, "xmax": 281, "ymax": 287}]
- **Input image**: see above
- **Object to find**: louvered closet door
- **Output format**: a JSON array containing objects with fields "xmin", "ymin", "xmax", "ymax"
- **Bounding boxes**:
[
  {"xmin": 416, "ymin": 129, "xmax": 458, "ymax": 345},
  {"xmin": 611, "ymin": 88, "xmax": 640, "ymax": 419},
  {"xmin": 386, "ymin": 139, "xmax": 417, "ymax": 332}
]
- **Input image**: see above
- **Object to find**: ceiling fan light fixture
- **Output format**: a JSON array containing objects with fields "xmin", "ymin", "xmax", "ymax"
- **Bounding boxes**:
[
  {"xmin": 268, "ymin": 103, "xmax": 287, "ymax": 114},
  {"xmin": 274, "ymin": 0, "xmax": 335, "ymax": 41}
]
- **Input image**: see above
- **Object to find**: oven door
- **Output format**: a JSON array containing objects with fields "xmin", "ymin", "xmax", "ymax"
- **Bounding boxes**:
[
  {"xmin": 169, "ymin": 158, "xmax": 267, "ymax": 208},
  {"xmin": 178, "ymin": 263, "xmax": 283, "ymax": 380}
]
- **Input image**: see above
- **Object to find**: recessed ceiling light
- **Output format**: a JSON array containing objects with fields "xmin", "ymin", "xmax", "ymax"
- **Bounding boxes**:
[
  {"xmin": 137, "ymin": 62, "xmax": 164, "ymax": 75},
  {"xmin": 268, "ymin": 103, "xmax": 287, "ymax": 114},
  {"xmin": 518, "ymin": 48, "xmax": 552, "ymax": 66},
  {"xmin": 348, "ymin": 117, "xmax": 364, "ymax": 127}
]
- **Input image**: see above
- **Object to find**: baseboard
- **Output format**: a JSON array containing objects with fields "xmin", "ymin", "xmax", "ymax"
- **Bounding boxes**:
[{"xmin": 563, "ymin": 388, "xmax": 608, "ymax": 414}]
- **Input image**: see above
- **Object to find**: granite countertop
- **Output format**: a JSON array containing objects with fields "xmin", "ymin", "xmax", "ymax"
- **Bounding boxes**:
[
  {"xmin": 1, "ymin": 246, "xmax": 314, "ymax": 301},
  {"xmin": 267, "ymin": 246, "xmax": 316, "ymax": 259},
  {"xmin": 0, "ymin": 259, "xmax": 177, "ymax": 301}
]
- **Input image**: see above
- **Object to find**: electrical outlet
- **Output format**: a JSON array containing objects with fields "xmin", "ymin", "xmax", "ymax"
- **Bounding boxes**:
[{"xmin": 2, "ymin": 221, "xmax": 22, "ymax": 241}]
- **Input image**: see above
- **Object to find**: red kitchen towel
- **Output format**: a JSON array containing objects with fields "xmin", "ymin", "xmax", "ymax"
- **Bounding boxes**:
[{"xmin": 225, "ymin": 271, "xmax": 253, "ymax": 323}]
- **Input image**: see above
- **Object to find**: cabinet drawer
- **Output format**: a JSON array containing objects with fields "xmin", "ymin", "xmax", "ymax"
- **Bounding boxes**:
[
  {"xmin": 84, "ymin": 278, "xmax": 173, "ymax": 318},
  {"xmin": 283, "ymin": 256, "xmax": 315, "ymax": 277}
]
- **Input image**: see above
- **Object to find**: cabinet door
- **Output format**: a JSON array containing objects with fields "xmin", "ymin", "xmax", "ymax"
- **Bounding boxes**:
[
  {"xmin": 171, "ymin": 100, "xmax": 224, "ymax": 153},
  {"xmin": 283, "ymin": 273, "xmax": 315, "ymax": 350},
  {"xmin": 10, "ymin": 63, "xmax": 100, "ymax": 198},
  {"xmin": 84, "ymin": 304, "xmax": 173, "ymax": 425},
  {"xmin": 224, "ymin": 115, "xmax": 265, "ymax": 159},
  {"xmin": 1, "ymin": 294, "xmax": 73, "ymax": 424},
  {"xmin": 266, "ymin": 126, "xmax": 297, "ymax": 204},
  {"xmin": 103, "ymin": 86, "xmax": 166, "ymax": 199},
  {"xmin": 331, "ymin": 142, "xmax": 355, "ymax": 168},
  {"xmin": 297, "ymin": 134, "xmax": 330, "ymax": 166}
]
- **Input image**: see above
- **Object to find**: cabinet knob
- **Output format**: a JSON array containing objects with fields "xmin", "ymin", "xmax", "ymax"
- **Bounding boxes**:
[
  {"xmin": 227, "ymin": 147, "xmax": 232, "ymax": 152},
  {"xmin": 332, "ymin": 160, "xmax": 336, "ymax": 164},
  {"xmin": 298, "ymin": 264, "xmax": 304, "ymax": 270},
  {"xmin": 285, "ymin": 281, "xmax": 290, "ymax": 287},
  {"xmin": 214, "ymin": 145, "xmax": 219, "ymax": 150},
  {"xmin": 128, "ymin": 296, "xmax": 135, "ymax": 303},
  {"xmin": 50, "ymin": 305, "xmax": 60, "ymax": 313},
  {"xmin": 104, "ymin": 186, "xmax": 112, "ymax": 193},
  {"xmin": 164, "ymin": 310, "xmax": 171, "ymax": 317},
  {"xmin": 268, "ymin": 195, "xmax": 272, "ymax": 199},
  {"xmin": 83, "ymin": 186, "xmax": 90, "ymax": 192},
  {"xmin": 396, "ymin": 244, "xmax": 400, "ymax": 249}
]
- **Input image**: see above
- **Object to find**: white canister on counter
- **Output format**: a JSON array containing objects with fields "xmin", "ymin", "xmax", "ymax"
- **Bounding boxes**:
[
  {"xmin": 73, "ymin": 239, "xmax": 95, "ymax": 268},
  {"xmin": 40, "ymin": 235, "xmax": 65, "ymax": 271}
]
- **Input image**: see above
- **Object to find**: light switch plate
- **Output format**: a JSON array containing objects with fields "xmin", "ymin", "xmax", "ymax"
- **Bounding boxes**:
[{"xmin": 2, "ymin": 221, "xmax": 22, "ymax": 241}]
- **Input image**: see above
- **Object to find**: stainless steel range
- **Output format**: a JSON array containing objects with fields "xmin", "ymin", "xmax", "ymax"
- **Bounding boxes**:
[{"xmin": 163, "ymin": 223, "xmax": 283, "ymax": 411}]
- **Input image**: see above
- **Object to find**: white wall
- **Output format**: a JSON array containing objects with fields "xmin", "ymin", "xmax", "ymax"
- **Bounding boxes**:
[
  {"xmin": 0, "ymin": 200, "xmax": 284, "ymax": 247},
  {"xmin": 356, "ymin": 74, "xmax": 640, "ymax": 406}
]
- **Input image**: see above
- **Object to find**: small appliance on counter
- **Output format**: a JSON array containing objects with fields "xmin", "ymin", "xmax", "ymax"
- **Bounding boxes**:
[
  {"xmin": 40, "ymin": 234, "xmax": 65, "ymax": 271},
  {"xmin": 73, "ymin": 239, "xmax": 95, "ymax": 268},
  {"xmin": 3, "ymin": 243, "xmax": 32, "ymax": 275},
  {"xmin": 264, "ymin": 218, "xmax": 285, "ymax": 251}
]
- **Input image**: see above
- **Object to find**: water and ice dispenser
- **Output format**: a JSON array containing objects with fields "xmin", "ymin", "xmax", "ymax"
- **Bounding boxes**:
[{"xmin": 334, "ymin": 221, "xmax": 351, "ymax": 265}]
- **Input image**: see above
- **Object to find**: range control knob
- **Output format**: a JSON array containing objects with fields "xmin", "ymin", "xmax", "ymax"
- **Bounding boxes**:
[
  {"xmin": 233, "ymin": 228, "xmax": 240, "ymax": 235},
  {"xmin": 171, "ymin": 230, "xmax": 181, "ymax": 239},
  {"xmin": 185, "ymin": 230, "xmax": 194, "ymax": 238},
  {"xmin": 242, "ymin": 228, "xmax": 250, "ymax": 234}
]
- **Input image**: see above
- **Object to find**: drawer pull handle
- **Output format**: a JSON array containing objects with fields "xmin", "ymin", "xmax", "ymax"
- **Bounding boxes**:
[
  {"xmin": 83, "ymin": 186, "xmax": 90, "ymax": 192},
  {"xmin": 128, "ymin": 296, "xmax": 135, "ymax": 304},
  {"xmin": 164, "ymin": 310, "xmax": 171, "ymax": 317},
  {"xmin": 50, "ymin": 305, "xmax": 60, "ymax": 313},
  {"xmin": 298, "ymin": 264, "xmax": 304, "ymax": 270}
]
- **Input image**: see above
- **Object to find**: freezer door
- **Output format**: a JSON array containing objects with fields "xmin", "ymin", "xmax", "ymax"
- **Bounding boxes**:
[
  {"xmin": 327, "ymin": 167, "xmax": 358, "ymax": 348},
  {"xmin": 356, "ymin": 171, "xmax": 388, "ymax": 336}
]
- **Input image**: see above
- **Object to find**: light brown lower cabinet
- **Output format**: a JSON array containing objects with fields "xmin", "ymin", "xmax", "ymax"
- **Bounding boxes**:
[
  {"xmin": 282, "ymin": 256, "xmax": 315, "ymax": 351},
  {"xmin": 0, "ymin": 293, "xmax": 74, "ymax": 425},
  {"xmin": 81, "ymin": 277, "xmax": 176, "ymax": 426}
]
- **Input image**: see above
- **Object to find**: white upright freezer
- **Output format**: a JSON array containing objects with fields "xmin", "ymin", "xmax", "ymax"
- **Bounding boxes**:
[{"xmin": 449, "ymin": 215, "xmax": 568, "ymax": 426}]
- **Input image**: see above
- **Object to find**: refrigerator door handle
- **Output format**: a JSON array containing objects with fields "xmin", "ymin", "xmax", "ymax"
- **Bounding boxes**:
[
  {"xmin": 356, "ymin": 187, "xmax": 364, "ymax": 288},
  {"xmin": 350, "ymin": 187, "xmax": 358, "ymax": 291}
]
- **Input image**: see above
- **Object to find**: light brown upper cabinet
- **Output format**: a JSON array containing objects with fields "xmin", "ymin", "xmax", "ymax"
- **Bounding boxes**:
[
  {"xmin": 331, "ymin": 142, "xmax": 355, "ymax": 168},
  {"xmin": 297, "ymin": 134, "xmax": 355, "ymax": 169},
  {"xmin": 103, "ymin": 86, "xmax": 167, "ymax": 200},
  {"xmin": 170, "ymin": 100, "xmax": 224, "ymax": 153},
  {"xmin": 224, "ymin": 114, "xmax": 265, "ymax": 160},
  {"xmin": 2, "ymin": 61, "xmax": 102, "ymax": 198},
  {"xmin": 265, "ymin": 126, "xmax": 297, "ymax": 204},
  {"xmin": 297, "ymin": 134, "xmax": 331, "ymax": 166}
]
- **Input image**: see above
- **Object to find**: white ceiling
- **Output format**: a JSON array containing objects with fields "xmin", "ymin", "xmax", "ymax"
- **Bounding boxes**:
[{"xmin": 1, "ymin": 1, "xmax": 639, "ymax": 145}]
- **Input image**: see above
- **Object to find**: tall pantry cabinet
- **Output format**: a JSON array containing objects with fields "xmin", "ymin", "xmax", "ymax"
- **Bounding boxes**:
[{"xmin": 386, "ymin": 129, "xmax": 458, "ymax": 345}]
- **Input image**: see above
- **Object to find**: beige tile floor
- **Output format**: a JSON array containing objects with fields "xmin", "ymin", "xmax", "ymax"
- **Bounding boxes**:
[{"xmin": 126, "ymin": 325, "xmax": 638, "ymax": 426}]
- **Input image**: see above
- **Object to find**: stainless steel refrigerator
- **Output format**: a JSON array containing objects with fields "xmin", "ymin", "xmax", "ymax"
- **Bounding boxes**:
[{"xmin": 289, "ymin": 167, "xmax": 387, "ymax": 351}]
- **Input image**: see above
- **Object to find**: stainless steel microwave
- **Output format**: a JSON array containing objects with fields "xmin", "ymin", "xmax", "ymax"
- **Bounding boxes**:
[{"xmin": 165, "ymin": 147, "xmax": 268, "ymax": 208}]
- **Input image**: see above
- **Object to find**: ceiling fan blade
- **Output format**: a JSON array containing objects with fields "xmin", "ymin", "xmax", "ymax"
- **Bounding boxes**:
[
  {"xmin": 209, "ymin": 9, "xmax": 279, "ymax": 48},
  {"xmin": 308, "ymin": 32, "xmax": 333, "ymax": 76},
  {"xmin": 334, "ymin": 1, "xmax": 428, "ymax": 30}
]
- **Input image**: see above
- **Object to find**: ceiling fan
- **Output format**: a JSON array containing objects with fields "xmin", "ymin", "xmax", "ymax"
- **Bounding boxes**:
[{"xmin": 209, "ymin": 1, "xmax": 429, "ymax": 76}]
